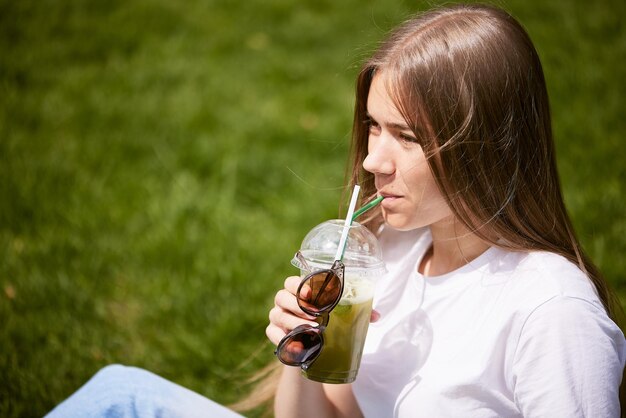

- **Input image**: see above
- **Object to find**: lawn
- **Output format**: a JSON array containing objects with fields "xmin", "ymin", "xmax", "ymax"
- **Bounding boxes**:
[{"xmin": 1, "ymin": 0, "xmax": 625, "ymax": 416}]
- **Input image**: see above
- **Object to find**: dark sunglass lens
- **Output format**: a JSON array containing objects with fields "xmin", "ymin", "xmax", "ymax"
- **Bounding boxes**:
[
  {"xmin": 298, "ymin": 270, "xmax": 342, "ymax": 314},
  {"xmin": 276, "ymin": 326, "xmax": 323, "ymax": 366}
]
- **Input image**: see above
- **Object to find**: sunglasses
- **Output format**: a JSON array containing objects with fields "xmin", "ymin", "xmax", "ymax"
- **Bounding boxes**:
[{"xmin": 274, "ymin": 254, "xmax": 345, "ymax": 369}]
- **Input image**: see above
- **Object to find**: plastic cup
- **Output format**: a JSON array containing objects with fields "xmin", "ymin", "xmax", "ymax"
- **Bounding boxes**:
[{"xmin": 291, "ymin": 220, "xmax": 385, "ymax": 384}]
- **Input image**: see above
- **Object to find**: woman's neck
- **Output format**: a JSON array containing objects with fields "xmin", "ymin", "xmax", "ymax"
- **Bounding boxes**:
[{"xmin": 419, "ymin": 216, "xmax": 491, "ymax": 276}]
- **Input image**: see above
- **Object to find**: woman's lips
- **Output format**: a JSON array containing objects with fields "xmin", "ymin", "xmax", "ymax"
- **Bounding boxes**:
[{"xmin": 379, "ymin": 192, "xmax": 402, "ymax": 208}]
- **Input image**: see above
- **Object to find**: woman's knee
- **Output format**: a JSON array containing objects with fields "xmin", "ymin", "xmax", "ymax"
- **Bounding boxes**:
[
  {"xmin": 45, "ymin": 364, "xmax": 147, "ymax": 418},
  {"xmin": 91, "ymin": 364, "xmax": 134, "ymax": 385},
  {"xmin": 93, "ymin": 364, "xmax": 128, "ymax": 379},
  {"xmin": 88, "ymin": 364, "xmax": 156, "ymax": 394}
]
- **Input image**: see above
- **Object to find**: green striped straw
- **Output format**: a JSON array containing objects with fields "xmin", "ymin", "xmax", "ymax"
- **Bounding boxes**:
[
  {"xmin": 351, "ymin": 195, "xmax": 384, "ymax": 222},
  {"xmin": 337, "ymin": 192, "xmax": 385, "ymax": 261}
]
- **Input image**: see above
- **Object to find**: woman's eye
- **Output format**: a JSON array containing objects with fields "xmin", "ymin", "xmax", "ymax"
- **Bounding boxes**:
[
  {"xmin": 399, "ymin": 132, "xmax": 419, "ymax": 144},
  {"xmin": 366, "ymin": 119, "xmax": 381, "ymax": 134}
]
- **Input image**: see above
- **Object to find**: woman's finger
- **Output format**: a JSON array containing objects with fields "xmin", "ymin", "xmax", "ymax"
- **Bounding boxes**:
[
  {"xmin": 266, "ymin": 323, "xmax": 286, "ymax": 346},
  {"xmin": 370, "ymin": 309, "xmax": 381, "ymax": 323},
  {"xmin": 283, "ymin": 276, "xmax": 302, "ymax": 294},
  {"xmin": 268, "ymin": 306, "xmax": 318, "ymax": 334},
  {"xmin": 274, "ymin": 289, "xmax": 300, "ymax": 313},
  {"xmin": 285, "ymin": 275, "xmax": 313, "ymax": 300},
  {"xmin": 274, "ymin": 289, "xmax": 316, "ymax": 320}
]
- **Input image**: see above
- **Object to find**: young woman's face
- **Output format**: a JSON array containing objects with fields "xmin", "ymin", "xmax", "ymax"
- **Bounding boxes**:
[{"xmin": 362, "ymin": 74, "xmax": 454, "ymax": 231}]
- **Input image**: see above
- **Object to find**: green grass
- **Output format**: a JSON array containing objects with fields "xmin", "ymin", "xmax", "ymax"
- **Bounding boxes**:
[{"xmin": 1, "ymin": 0, "xmax": 624, "ymax": 416}]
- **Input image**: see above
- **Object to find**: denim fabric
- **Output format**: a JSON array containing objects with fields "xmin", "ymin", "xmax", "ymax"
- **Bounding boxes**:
[{"xmin": 45, "ymin": 365, "xmax": 244, "ymax": 418}]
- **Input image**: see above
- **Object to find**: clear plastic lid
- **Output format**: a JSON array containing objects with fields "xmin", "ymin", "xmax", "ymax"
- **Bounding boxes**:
[{"xmin": 291, "ymin": 220, "xmax": 386, "ymax": 277}]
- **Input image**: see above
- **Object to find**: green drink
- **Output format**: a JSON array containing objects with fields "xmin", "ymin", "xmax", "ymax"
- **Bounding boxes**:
[
  {"xmin": 292, "ymin": 220, "xmax": 385, "ymax": 384},
  {"xmin": 302, "ymin": 276, "xmax": 374, "ymax": 383}
]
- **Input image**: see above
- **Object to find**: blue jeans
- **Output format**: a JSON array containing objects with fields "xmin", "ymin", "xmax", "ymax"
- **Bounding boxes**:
[{"xmin": 45, "ymin": 364, "xmax": 244, "ymax": 418}]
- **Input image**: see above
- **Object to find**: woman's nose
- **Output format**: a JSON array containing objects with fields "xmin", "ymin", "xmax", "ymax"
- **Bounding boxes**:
[{"xmin": 363, "ymin": 137, "xmax": 395, "ymax": 175}]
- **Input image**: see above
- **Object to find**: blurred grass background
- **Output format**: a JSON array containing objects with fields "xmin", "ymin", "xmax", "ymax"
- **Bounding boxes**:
[{"xmin": 1, "ymin": 0, "xmax": 624, "ymax": 416}]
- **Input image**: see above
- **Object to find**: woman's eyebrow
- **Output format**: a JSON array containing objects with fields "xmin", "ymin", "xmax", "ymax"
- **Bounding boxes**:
[
  {"xmin": 386, "ymin": 122, "xmax": 411, "ymax": 131},
  {"xmin": 365, "ymin": 113, "xmax": 411, "ymax": 130}
]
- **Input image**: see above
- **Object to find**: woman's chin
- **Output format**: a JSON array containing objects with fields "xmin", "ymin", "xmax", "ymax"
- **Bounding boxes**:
[{"xmin": 382, "ymin": 211, "xmax": 421, "ymax": 232}]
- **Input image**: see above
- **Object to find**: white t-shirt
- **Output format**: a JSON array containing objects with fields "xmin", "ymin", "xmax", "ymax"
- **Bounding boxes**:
[{"xmin": 352, "ymin": 227, "xmax": 626, "ymax": 417}]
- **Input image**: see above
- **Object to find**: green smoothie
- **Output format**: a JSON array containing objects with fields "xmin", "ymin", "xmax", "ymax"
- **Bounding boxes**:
[{"xmin": 302, "ymin": 276, "xmax": 374, "ymax": 384}]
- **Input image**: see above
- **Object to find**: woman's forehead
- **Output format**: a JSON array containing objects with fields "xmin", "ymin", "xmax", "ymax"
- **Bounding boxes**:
[{"xmin": 367, "ymin": 74, "xmax": 410, "ymax": 126}]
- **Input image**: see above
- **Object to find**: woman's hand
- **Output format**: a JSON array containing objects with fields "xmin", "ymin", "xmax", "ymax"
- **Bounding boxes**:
[
  {"xmin": 269, "ymin": 275, "xmax": 373, "ymax": 418},
  {"xmin": 266, "ymin": 276, "xmax": 318, "ymax": 346},
  {"xmin": 266, "ymin": 276, "xmax": 380, "ymax": 346}
]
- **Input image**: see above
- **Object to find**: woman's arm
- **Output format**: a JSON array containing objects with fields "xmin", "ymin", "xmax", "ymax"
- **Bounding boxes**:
[
  {"xmin": 274, "ymin": 366, "xmax": 363, "ymax": 418},
  {"xmin": 267, "ymin": 276, "xmax": 364, "ymax": 418}
]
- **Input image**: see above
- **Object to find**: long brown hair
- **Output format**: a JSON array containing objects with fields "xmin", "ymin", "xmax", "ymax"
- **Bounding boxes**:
[{"xmin": 349, "ymin": 3, "xmax": 617, "ymax": 318}]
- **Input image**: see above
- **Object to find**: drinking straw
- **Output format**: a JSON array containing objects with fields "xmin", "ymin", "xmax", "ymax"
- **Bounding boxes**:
[
  {"xmin": 335, "ymin": 185, "xmax": 361, "ymax": 261},
  {"xmin": 351, "ymin": 195, "xmax": 384, "ymax": 222}
]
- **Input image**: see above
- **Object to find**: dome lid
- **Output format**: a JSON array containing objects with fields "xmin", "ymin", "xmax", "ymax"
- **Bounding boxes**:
[{"xmin": 291, "ymin": 220, "xmax": 386, "ymax": 277}]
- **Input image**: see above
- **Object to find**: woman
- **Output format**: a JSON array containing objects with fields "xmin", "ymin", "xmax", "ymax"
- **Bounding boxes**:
[{"xmin": 47, "ymin": 3, "xmax": 625, "ymax": 418}]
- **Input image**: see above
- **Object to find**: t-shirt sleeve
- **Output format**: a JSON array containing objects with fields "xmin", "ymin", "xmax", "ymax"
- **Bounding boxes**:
[{"xmin": 512, "ymin": 295, "xmax": 626, "ymax": 417}]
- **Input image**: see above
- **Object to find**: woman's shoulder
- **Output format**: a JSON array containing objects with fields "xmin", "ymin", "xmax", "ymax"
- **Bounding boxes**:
[
  {"xmin": 489, "ymin": 249, "xmax": 606, "ymax": 314},
  {"xmin": 505, "ymin": 253, "xmax": 626, "ymax": 416},
  {"xmin": 487, "ymin": 250, "xmax": 624, "ymax": 368}
]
